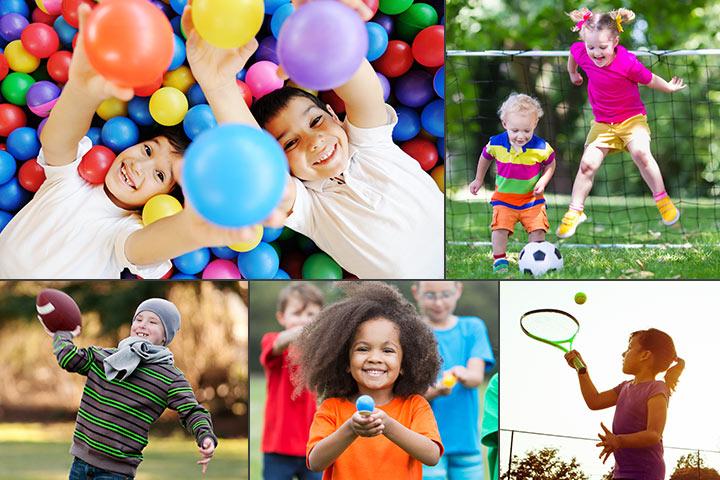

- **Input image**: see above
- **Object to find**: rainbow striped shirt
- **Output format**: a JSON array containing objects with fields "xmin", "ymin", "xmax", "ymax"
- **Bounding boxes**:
[{"xmin": 481, "ymin": 132, "xmax": 555, "ymax": 209}]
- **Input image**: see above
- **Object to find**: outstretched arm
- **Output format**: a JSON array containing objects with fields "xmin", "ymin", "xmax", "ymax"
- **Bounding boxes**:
[
  {"xmin": 382, "ymin": 412, "xmax": 441, "ymax": 466},
  {"xmin": 565, "ymin": 351, "xmax": 618, "ymax": 410},
  {"xmin": 307, "ymin": 420, "xmax": 358, "ymax": 471},
  {"xmin": 469, "ymin": 155, "xmax": 492, "ymax": 195},
  {"xmin": 646, "ymin": 74, "xmax": 686, "ymax": 93}
]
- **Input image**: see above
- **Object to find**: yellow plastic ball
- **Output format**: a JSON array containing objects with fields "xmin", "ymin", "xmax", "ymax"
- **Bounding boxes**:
[
  {"xmin": 149, "ymin": 87, "xmax": 188, "ymax": 126},
  {"xmin": 430, "ymin": 164, "xmax": 444, "ymax": 192},
  {"xmin": 441, "ymin": 372, "xmax": 457, "ymax": 388},
  {"xmin": 5, "ymin": 40, "xmax": 40, "ymax": 74},
  {"xmin": 96, "ymin": 97, "xmax": 128, "ymax": 121},
  {"xmin": 142, "ymin": 194, "xmax": 183, "ymax": 226},
  {"xmin": 229, "ymin": 225, "xmax": 264, "ymax": 252},
  {"xmin": 191, "ymin": 0, "xmax": 264, "ymax": 49},
  {"xmin": 575, "ymin": 292, "xmax": 587, "ymax": 305},
  {"xmin": 163, "ymin": 66, "xmax": 195, "ymax": 94}
]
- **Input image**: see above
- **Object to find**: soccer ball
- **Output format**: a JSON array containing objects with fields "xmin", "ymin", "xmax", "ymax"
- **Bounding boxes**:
[{"xmin": 518, "ymin": 241, "xmax": 563, "ymax": 276}]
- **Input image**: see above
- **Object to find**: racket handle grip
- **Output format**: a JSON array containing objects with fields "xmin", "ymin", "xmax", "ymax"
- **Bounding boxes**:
[{"xmin": 573, "ymin": 357, "xmax": 587, "ymax": 374}]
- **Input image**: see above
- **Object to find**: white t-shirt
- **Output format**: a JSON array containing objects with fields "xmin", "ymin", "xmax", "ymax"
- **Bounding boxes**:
[
  {"xmin": 0, "ymin": 137, "xmax": 171, "ymax": 279},
  {"xmin": 286, "ymin": 105, "xmax": 444, "ymax": 279}
]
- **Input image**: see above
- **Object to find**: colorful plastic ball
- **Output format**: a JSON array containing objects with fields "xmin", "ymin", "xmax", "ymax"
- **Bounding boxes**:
[
  {"xmin": 373, "ymin": 40, "xmax": 412, "ymax": 78},
  {"xmin": 163, "ymin": 65, "xmax": 194, "ymax": 93},
  {"xmin": 169, "ymin": 0, "xmax": 188, "ymax": 15},
  {"xmin": 412, "ymin": 25, "xmax": 444, "ymax": 67},
  {"xmin": 0, "ymin": 1, "xmax": 30, "ymax": 18},
  {"xmin": 0, "ymin": 177, "xmax": 31, "ymax": 212},
  {"xmin": 262, "ymin": 226, "xmax": 283, "ymax": 242},
  {"xmin": 302, "ymin": 252, "xmax": 342, "ymax": 279},
  {"xmin": 377, "ymin": 72, "xmax": 390, "ymax": 101},
  {"xmin": 421, "ymin": 98, "xmax": 443, "ymax": 137},
  {"xmin": 85, "ymin": 126, "xmax": 101, "ymax": 145},
  {"xmin": 0, "ymin": 13, "xmax": 29, "ymax": 42},
  {"xmin": 319, "ymin": 89, "xmax": 344, "ymax": 115},
  {"xmin": 379, "ymin": 0, "xmax": 412, "ymax": 15},
  {"xmin": 191, "ymin": 0, "xmax": 264, "ymax": 49},
  {"xmin": 134, "ymin": 76, "xmax": 163, "ymax": 97},
  {"xmin": 434, "ymin": 66, "xmax": 444, "ymax": 98},
  {"xmin": 366, "ymin": 21, "xmax": 388, "ymax": 62},
  {"xmin": 142, "ymin": 193, "xmax": 182, "ymax": 225},
  {"xmin": 17, "ymin": 158, "xmax": 45, "ymax": 192},
  {"xmin": 270, "ymin": 2, "xmax": 293, "ymax": 39},
  {"xmin": 5, "ymin": 40, "xmax": 40, "ymax": 73},
  {"xmin": 0, "ymin": 210, "xmax": 13, "ymax": 233},
  {"xmin": 183, "ymin": 124, "xmax": 288, "ymax": 227},
  {"xmin": 392, "ymin": 105, "xmax": 421, "ymax": 142},
  {"xmin": 171, "ymin": 273, "xmax": 197, "ymax": 279},
  {"xmin": 182, "ymin": 103, "xmax": 216, "ymax": 140},
  {"xmin": 173, "ymin": 247, "xmax": 211, "ymax": 275},
  {"xmin": 265, "ymin": 0, "xmax": 290, "ymax": 15},
  {"xmin": 78, "ymin": 144, "xmax": 115, "ymax": 183},
  {"xmin": 396, "ymin": 3, "xmax": 438, "ymax": 42},
  {"xmin": 401, "ymin": 137, "xmax": 438, "ymax": 171},
  {"xmin": 437, "ymin": 136, "xmax": 444, "ymax": 157},
  {"xmin": 202, "ymin": 258, "xmax": 242, "ymax": 279},
  {"xmin": 244, "ymin": 60, "xmax": 283, "ymax": 99},
  {"xmin": 127, "ymin": 96, "xmax": 154, "ymax": 126},
  {"xmin": 168, "ymin": 34, "xmax": 186, "ymax": 71},
  {"xmin": 0, "ymin": 103, "xmax": 27, "ymax": 136},
  {"xmin": 32, "ymin": 7, "xmax": 58, "ymax": 25},
  {"xmin": 0, "ymin": 53, "xmax": 8, "ymax": 81},
  {"xmin": 52, "ymin": 15, "xmax": 77, "ymax": 47},
  {"xmin": 236, "ymin": 241, "xmax": 279, "ymax": 279},
  {"xmin": 96, "ymin": 97, "xmax": 127, "ymax": 120},
  {"xmin": 36, "ymin": 0, "xmax": 62, "ymax": 16},
  {"xmin": 186, "ymin": 83, "xmax": 207, "ymax": 106},
  {"xmin": 83, "ymin": 0, "xmax": 174, "ymax": 88},
  {"xmin": 61, "ymin": 0, "xmax": 95, "ymax": 28},
  {"xmin": 277, "ymin": 1, "xmax": 368, "ymax": 91},
  {"xmin": 356, "ymin": 394, "xmax": 374, "ymax": 413},
  {"xmin": 149, "ymin": 87, "xmax": 188, "ymax": 126},
  {"xmin": 101, "ymin": 116, "xmax": 139, "ymax": 153},
  {"xmin": 26, "ymin": 80, "xmax": 61, "ymax": 117},
  {"xmin": 430, "ymin": 163, "xmax": 443, "ymax": 191},
  {"xmin": 229, "ymin": 224, "xmax": 263, "ymax": 252},
  {"xmin": 0, "ymin": 150, "xmax": 16, "ymax": 184},
  {"xmin": 21, "ymin": 22, "xmax": 59, "ymax": 58},
  {"xmin": 210, "ymin": 246, "xmax": 238, "ymax": 260},
  {"xmin": 274, "ymin": 268, "xmax": 290, "ymax": 279},
  {"xmin": 256, "ymin": 35, "xmax": 278, "ymax": 64},
  {"xmin": 236, "ymin": 80, "xmax": 252, "ymax": 107},
  {"xmin": 395, "ymin": 70, "xmax": 434, "ymax": 108},
  {"xmin": 373, "ymin": 13, "xmax": 393, "ymax": 36},
  {"xmin": 7, "ymin": 126, "xmax": 40, "ymax": 160},
  {"xmin": 46, "ymin": 49, "xmax": 71, "ymax": 83}
]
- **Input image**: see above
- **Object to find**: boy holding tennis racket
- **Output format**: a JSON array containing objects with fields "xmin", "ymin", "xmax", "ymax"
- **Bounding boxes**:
[
  {"xmin": 412, "ymin": 281, "xmax": 495, "ymax": 480},
  {"xmin": 565, "ymin": 329, "xmax": 685, "ymax": 480}
]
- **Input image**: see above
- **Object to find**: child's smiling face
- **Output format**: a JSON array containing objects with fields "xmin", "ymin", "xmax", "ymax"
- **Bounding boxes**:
[
  {"xmin": 501, "ymin": 111, "xmax": 538, "ymax": 150},
  {"xmin": 104, "ymin": 136, "xmax": 181, "ymax": 209},
  {"xmin": 130, "ymin": 310, "xmax": 166, "ymax": 346},
  {"xmin": 583, "ymin": 29, "xmax": 619, "ymax": 68},
  {"xmin": 265, "ymin": 96, "xmax": 350, "ymax": 182},
  {"xmin": 276, "ymin": 294, "xmax": 321, "ymax": 330},
  {"xmin": 349, "ymin": 317, "xmax": 403, "ymax": 395}
]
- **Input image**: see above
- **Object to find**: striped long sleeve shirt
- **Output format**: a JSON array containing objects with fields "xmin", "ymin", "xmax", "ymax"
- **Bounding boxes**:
[{"xmin": 53, "ymin": 332, "xmax": 217, "ymax": 476}]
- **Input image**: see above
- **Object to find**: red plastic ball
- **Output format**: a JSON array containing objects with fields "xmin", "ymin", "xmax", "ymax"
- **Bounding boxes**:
[
  {"xmin": 61, "ymin": 0, "xmax": 96, "ymax": 29},
  {"xmin": 0, "ymin": 104, "xmax": 28, "ymax": 137},
  {"xmin": 18, "ymin": 158, "xmax": 46, "ymax": 192},
  {"xmin": 412, "ymin": 25, "xmax": 444, "ymax": 68},
  {"xmin": 373, "ymin": 40, "xmax": 413, "ymax": 78},
  {"xmin": 236, "ymin": 79, "xmax": 252, "ymax": 107},
  {"xmin": 32, "ymin": 8, "xmax": 58, "ymax": 25},
  {"xmin": 0, "ymin": 54, "xmax": 8, "ymax": 82},
  {"xmin": 401, "ymin": 137, "xmax": 438, "ymax": 171},
  {"xmin": 319, "ymin": 89, "xmax": 345, "ymax": 115},
  {"xmin": 134, "ymin": 76, "xmax": 163, "ymax": 97},
  {"xmin": 47, "ymin": 50, "xmax": 72, "ymax": 83},
  {"xmin": 21, "ymin": 23, "xmax": 60, "ymax": 59},
  {"xmin": 83, "ymin": 0, "xmax": 174, "ymax": 88},
  {"xmin": 78, "ymin": 145, "xmax": 116, "ymax": 184}
]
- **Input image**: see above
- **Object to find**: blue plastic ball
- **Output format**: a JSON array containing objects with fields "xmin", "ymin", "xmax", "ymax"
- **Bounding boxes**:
[
  {"xmin": 101, "ymin": 116, "xmax": 139, "ymax": 153},
  {"xmin": 183, "ymin": 104, "xmax": 217, "ymax": 140},
  {"xmin": 170, "ymin": 15, "xmax": 182, "ymax": 37},
  {"xmin": 7, "ymin": 126, "xmax": 40, "ymax": 161},
  {"xmin": 0, "ymin": 210, "xmax": 13, "ymax": 233},
  {"xmin": 86, "ymin": 127, "xmax": 102, "ymax": 146},
  {"xmin": 187, "ymin": 83, "xmax": 207, "ymax": 106},
  {"xmin": 171, "ymin": 273, "xmax": 197, "ymax": 279},
  {"xmin": 53, "ymin": 16, "xmax": 77, "ymax": 48},
  {"xmin": 0, "ymin": 0, "xmax": 29, "ymax": 18},
  {"xmin": 0, "ymin": 150, "xmax": 17, "ymax": 184},
  {"xmin": 273, "ymin": 268, "xmax": 290, "ymax": 279},
  {"xmin": 173, "ymin": 247, "xmax": 211, "ymax": 275},
  {"xmin": 433, "ymin": 66, "xmax": 444, "ymax": 98},
  {"xmin": 437, "ymin": 136, "xmax": 444, "ymax": 158},
  {"xmin": 392, "ymin": 106, "xmax": 421, "ymax": 142},
  {"xmin": 236, "ymin": 242, "xmax": 279, "ymax": 279},
  {"xmin": 421, "ymin": 99, "xmax": 444, "ymax": 137},
  {"xmin": 210, "ymin": 246, "xmax": 238, "ymax": 260},
  {"xmin": 262, "ymin": 226, "xmax": 283, "ymax": 242},
  {"xmin": 265, "ymin": 0, "xmax": 290, "ymax": 15},
  {"xmin": 356, "ymin": 394, "xmax": 374, "ymax": 412},
  {"xmin": 0, "ymin": 177, "xmax": 30, "ymax": 211},
  {"xmin": 128, "ymin": 97, "xmax": 154, "ymax": 127},
  {"xmin": 169, "ymin": 0, "xmax": 188, "ymax": 15},
  {"xmin": 183, "ymin": 124, "xmax": 288, "ymax": 227},
  {"xmin": 235, "ymin": 68, "xmax": 247, "ymax": 82},
  {"xmin": 270, "ymin": 3, "xmax": 294, "ymax": 39},
  {"xmin": 366, "ymin": 21, "xmax": 388, "ymax": 62},
  {"xmin": 168, "ymin": 34, "xmax": 186, "ymax": 71}
]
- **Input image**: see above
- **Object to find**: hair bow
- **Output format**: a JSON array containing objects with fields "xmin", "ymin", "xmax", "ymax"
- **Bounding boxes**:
[
  {"xmin": 573, "ymin": 11, "xmax": 592, "ymax": 32},
  {"xmin": 616, "ymin": 14, "xmax": 624, "ymax": 33}
]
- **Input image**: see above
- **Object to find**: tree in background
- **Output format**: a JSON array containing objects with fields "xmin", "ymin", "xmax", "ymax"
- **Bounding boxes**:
[
  {"xmin": 670, "ymin": 453, "xmax": 720, "ymax": 480},
  {"xmin": 500, "ymin": 447, "xmax": 588, "ymax": 480}
]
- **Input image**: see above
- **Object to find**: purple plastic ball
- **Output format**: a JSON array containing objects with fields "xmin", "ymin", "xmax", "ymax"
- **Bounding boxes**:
[
  {"xmin": 0, "ymin": 13, "xmax": 29, "ymax": 42},
  {"xmin": 395, "ymin": 70, "xmax": 435, "ymax": 108},
  {"xmin": 256, "ymin": 35, "xmax": 279, "ymax": 64},
  {"xmin": 26, "ymin": 81, "xmax": 61, "ymax": 118},
  {"xmin": 372, "ymin": 13, "xmax": 393, "ymax": 36},
  {"xmin": 377, "ymin": 72, "xmax": 390, "ymax": 101}
]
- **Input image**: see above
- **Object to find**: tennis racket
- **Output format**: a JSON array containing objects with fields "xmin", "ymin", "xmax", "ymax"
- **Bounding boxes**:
[{"xmin": 520, "ymin": 308, "xmax": 586, "ymax": 373}]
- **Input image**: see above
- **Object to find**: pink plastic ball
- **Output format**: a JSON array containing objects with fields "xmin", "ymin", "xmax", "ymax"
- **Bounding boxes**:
[
  {"xmin": 201, "ymin": 259, "xmax": 242, "ymax": 279},
  {"xmin": 245, "ymin": 61, "xmax": 284, "ymax": 99},
  {"xmin": 36, "ymin": 0, "xmax": 63, "ymax": 15}
]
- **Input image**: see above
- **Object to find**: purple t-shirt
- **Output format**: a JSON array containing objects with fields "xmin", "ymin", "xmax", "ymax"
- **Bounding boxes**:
[
  {"xmin": 570, "ymin": 42, "xmax": 653, "ymax": 124},
  {"xmin": 612, "ymin": 380, "xmax": 669, "ymax": 480}
]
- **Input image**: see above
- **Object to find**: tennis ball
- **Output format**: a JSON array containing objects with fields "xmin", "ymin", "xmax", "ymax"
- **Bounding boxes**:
[
  {"xmin": 574, "ymin": 292, "xmax": 587, "ymax": 304},
  {"xmin": 441, "ymin": 372, "xmax": 457, "ymax": 388}
]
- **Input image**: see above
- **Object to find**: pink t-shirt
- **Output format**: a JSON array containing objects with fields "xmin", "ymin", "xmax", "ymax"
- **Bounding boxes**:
[{"xmin": 571, "ymin": 42, "xmax": 653, "ymax": 124}]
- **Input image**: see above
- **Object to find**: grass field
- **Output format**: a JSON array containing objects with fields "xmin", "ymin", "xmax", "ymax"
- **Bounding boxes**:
[
  {"xmin": 447, "ymin": 197, "xmax": 720, "ymax": 278},
  {"xmin": 0, "ymin": 423, "xmax": 248, "ymax": 480}
]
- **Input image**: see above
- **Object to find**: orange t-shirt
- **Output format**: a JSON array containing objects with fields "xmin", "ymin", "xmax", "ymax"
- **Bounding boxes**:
[{"xmin": 307, "ymin": 394, "xmax": 444, "ymax": 479}]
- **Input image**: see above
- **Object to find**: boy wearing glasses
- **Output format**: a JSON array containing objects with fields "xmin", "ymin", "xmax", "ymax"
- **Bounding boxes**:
[{"xmin": 412, "ymin": 281, "xmax": 496, "ymax": 480}]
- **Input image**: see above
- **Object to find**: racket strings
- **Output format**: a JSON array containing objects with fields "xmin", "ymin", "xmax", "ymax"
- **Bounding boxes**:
[{"xmin": 521, "ymin": 313, "xmax": 579, "ymax": 342}]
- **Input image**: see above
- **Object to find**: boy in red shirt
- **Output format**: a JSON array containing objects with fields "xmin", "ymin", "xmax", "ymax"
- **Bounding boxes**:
[{"xmin": 261, "ymin": 283, "xmax": 325, "ymax": 479}]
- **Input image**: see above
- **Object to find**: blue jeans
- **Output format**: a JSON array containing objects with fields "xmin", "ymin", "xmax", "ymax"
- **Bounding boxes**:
[
  {"xmin": 69, "ymin": 457, "xmax": 134, "ymax": 480},
  {"xmin": 263, "ymin": 453, "xmax": 322, "ymax": 480},
  {"xmin": 423, "ymin": 453, "xmax": 484, "ymax": 480}
]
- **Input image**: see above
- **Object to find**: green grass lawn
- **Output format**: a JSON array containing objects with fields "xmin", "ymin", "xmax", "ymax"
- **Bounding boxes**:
[{"xmin": 0, "ymin": 423, "xmax": 247, "ymax": 480}]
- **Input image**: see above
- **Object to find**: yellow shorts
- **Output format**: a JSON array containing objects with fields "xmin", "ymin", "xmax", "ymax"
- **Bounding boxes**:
[
  {"xmin": 491, "ymin": 203, "xmax": 549, "ymax": 235},
  {"xmin": 585, "ymin": 114, "xmax": 651, "ymax": 152}
]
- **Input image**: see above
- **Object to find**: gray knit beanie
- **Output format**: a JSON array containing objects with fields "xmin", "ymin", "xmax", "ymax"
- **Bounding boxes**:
[{"xmin": 134, "ymin": 298, "xmax": 181, "ymax": 346}]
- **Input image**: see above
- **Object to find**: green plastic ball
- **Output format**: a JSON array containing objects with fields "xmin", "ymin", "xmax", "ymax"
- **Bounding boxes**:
[
  {"xmin": 396, "ymin": 4, "xmax": 438, "ymax": 42},
  {"xmin": 302, "ymin": 252, "xmax": 342, "ymax": 279},
  {"xmin": 379, "ymin": 0, "xmax": 413, "ymax": 16},
  {"xmin": 1, "ymin": 73, "xmax": 36, "ymax": 106}
]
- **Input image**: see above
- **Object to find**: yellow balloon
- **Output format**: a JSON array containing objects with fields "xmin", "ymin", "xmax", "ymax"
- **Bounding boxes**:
[
  {"xmin": 96, "ymin": 97, "xmax": 128, "ymax": 121},
  {"xmin": 5, "ymin": 40, "xmax": 40, "ymax": 74},
  {"xmin": 149, "ymin": 87, "xmax": 188, "ymax": 126},
  {"xmin": 142, "ymin": 194, "xmax": 183, "ymax": 226},
  {"xmin": 229, "ymin": 225, "xmax": 263, "ymax": 252},
  {"xmin": 163, "ymin": 66, "xmax": 195, "ymax": 94},
  {"xmin": 430, "ymin": 164, "xmax": 444, "ymax": 192},
  {"xmin": 192, "ymin": 0, "xmax": 264, "ymax": 49}
]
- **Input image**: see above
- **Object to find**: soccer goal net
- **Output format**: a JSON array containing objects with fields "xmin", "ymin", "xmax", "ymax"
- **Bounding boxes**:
[{"xmin": 447, "ymin": 49, "xmax": 720, "ymax": 248}]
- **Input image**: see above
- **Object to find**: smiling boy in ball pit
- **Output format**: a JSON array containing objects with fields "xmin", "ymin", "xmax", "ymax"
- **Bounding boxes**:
[{"xmin": 0, "ymin": 2, "xmax": 284, "ymax": 279}]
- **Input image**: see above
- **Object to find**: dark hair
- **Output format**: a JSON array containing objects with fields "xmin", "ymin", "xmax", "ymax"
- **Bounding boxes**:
[
  {"xmin": 277, "ymin": 282, "xmax": 325, "ymax": 313},
  {"xmin": 250, "ymin": 87, "xmax": 331, "ymax": 128},
  {"xmin": 140, "ymin": 124, "xmax": 192, "ymax": 156},
  {"xmin": 630, "ymin": 328, "xmax": 685, "ymax": 393},
  {"xmin": 291, "ymin": 282, "xmax": 441, "ymax": 400}
]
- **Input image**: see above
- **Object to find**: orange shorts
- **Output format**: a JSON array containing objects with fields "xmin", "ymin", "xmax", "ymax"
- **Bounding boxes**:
[{"xmin": 491, "ymin": 203, "xmax": 549, "ymax": 235}]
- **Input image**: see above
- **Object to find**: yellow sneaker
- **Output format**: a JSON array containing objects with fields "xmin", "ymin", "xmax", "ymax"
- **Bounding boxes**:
[
  {"xmin": 556, "ymin": 209, "xmax": 587, "ymax": 239},
  {"xmin": 656, "ymin": 196, "xmax": 680, "ymax": 225}
]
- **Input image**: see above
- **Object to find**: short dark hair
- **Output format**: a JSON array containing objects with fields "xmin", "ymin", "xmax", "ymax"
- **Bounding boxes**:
[
  {"xmin": 141, "ymin": 124, "xmax": 191, "ymax": 156},
  {"xmin": 251, "ymin": 87, "xmax": 330, "ymax": 128}
]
